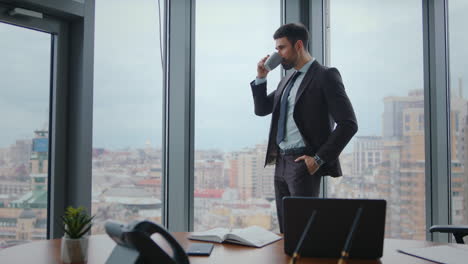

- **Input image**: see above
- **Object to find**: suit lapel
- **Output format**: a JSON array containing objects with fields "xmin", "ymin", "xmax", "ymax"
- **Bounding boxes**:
[{"xmin": 295, "ymin": 60, "xmax": 321, "ymax": 104}]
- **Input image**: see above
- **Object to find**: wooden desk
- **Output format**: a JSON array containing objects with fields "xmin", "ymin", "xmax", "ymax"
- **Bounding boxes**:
[{"xmin": 0, "ymin": 233, "xmax": 466, "ymax": 263}]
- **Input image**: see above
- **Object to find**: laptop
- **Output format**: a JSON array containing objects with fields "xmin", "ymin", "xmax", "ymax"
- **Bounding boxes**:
[{"xmin": 283, "ymin": 197, "xmax": 386, "ymax": 259}]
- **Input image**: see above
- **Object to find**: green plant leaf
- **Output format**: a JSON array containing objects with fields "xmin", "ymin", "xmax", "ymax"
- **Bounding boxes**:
[
  {"xmin": 76, "ymin": 224, "xmax": 92, "ymax": 238},
  {"xmin": 61, "ymin": 206, "xmax": 94, "ymax": 239}
]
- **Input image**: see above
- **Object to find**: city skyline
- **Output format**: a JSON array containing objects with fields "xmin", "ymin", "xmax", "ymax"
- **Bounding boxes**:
[
  {"xmin": 2, "ymin": 0, "xmax": 468, "ymax": 249},
  {"xmin": 2, "ymin": 86, "xmax": 468, "ymax": 246}
]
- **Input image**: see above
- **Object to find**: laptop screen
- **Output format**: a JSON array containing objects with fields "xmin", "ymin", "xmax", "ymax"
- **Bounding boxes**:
[{"xmin": 283, "ymin": 197, "xmax": 386, "ymax": 259}]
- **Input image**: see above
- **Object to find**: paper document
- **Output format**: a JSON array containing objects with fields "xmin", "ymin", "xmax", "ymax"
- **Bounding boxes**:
[
  {"xmin": 397, "ymin": 245, "xmax": 468, "ymax": 264},
  {"xmin": 188, "ymin": 226, "xmax": 281, "ymax": 248}
]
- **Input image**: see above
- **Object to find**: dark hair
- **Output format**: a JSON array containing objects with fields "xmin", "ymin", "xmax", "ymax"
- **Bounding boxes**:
[{"xmin": 273, "ymin": 23, "xmax": 309, "ymax": 49}]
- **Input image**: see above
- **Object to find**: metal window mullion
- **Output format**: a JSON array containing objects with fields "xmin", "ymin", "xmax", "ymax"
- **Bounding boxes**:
[
  {"xmin": 283, "ymin": 0, "xmax": 327, "ymax": 196},
  {"xmin": 309, "ymin": 0, "xmax": 324, "ymax": 64},
  {"xmin": 46, "ymin": 31, "xmax": 55, "ymax": 240},
  {"xmin": 284, "ymin": 0, "xmax": 308, "ymax": 25},
  {"xmin": 48, "ymin": 32, "xmax": 64, "ymax": 240},
  {"xmin": 309, "ymin": 0, "xmax": 326, "ymax": 197},
  {"xmin": 163, "ymin": 0, "xmax": 194, "ymax": 232},
  {"xmin": 423, "ymin": 0, "xmax": 451, "ymax": 242},
  {"xmin": 55, "ymin": 0, "xmax": 94, "ymax": 238}
]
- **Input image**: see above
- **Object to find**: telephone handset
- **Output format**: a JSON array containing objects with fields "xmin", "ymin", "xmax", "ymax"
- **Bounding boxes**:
[{"xmin": 105, "ymin": 220, "xmax": 190, "ymax": 264}]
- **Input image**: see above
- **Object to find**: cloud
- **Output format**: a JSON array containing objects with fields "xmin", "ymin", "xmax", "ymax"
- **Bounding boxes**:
[
  {"xmin": 0, "ymin": 23, "xmax": 51, "ymax": 148},
  {"xmin": 3, "ymin": 0, "xmax": 468, "ymax": 152}
]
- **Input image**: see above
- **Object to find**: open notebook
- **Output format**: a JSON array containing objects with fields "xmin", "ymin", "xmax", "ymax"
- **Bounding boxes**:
[{"xmin": 188, "ymin": 226, "xmax": 282, "ymax": 248}]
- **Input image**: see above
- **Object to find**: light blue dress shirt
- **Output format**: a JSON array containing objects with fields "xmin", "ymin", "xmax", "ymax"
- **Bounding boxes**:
[{"xmin": 255, "ymin": 58, "xmax": 315, "ymax": 150}]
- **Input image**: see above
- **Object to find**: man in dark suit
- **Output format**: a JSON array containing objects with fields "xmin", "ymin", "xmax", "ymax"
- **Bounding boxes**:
[{"xmin": 250, "ymin": 23, "xmax": 358, "ymax": 233}]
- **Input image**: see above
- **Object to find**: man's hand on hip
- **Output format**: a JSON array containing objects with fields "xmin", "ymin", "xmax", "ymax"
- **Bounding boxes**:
[{"xmin": 295, "ymin": 155, "xmax": 320, "ymax": 175}]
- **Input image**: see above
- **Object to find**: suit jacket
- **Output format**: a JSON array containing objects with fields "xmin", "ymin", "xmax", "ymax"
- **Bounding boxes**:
[{"xmin": 250, "ymin": 60, "xmax": 358, "ymax": 177}]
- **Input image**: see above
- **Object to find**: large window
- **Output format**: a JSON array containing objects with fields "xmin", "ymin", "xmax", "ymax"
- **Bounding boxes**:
[
  {"xmin": 92, "ymin": 0, "xmax": 164, "ymax": 234},
  {"xmin": 194, "ymin": 0, "xmax": 281, "ymax": 232},
  {"xmin": 0, "ymin": 22, "xmax": 51, "ymax": 248},
  {"xmin": 325, "ymin": 0, "xmax": 425, "ymax": 240},
  {"xmin": 449, "ymin": 0, "xmax": 468, "ymax": 236}
]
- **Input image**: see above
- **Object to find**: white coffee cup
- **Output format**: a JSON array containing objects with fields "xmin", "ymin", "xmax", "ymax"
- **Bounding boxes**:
[{"xmin": 264, "ymin": 52, "xmax": 282, "ymax": 71}]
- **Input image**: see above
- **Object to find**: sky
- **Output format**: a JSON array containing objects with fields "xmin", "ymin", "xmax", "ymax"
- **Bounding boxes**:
[
  {"xmin": 0, "ymin": 23, "xmax": 50, "ymax": 146},
  {"xmin": 1, "ymin": 0, "xmax": 468, "ymax": 152}
]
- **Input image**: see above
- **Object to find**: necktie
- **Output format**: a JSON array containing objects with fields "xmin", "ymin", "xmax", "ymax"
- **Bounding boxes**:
[{"xmin": 276, "ymin": 71, "xmax": 302, "ymax": 145}]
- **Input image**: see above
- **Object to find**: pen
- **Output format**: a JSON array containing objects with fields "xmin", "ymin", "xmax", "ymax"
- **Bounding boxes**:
[
  {"xmin": 289, "ymin": 210, "xmax": 317, "ymax": 264},
  {"xmin": 338, "ymin": 206, "xmax": 363, "ymax": 264}
]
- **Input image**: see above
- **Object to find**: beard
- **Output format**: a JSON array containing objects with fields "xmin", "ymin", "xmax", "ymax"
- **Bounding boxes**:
[
  {"xmin": 281, "ymin": 53, "xmax": 298, "ymax": 70},
  {"xmin": 281, "ymin": 61, "xmax": 294, "ymax": 70}
]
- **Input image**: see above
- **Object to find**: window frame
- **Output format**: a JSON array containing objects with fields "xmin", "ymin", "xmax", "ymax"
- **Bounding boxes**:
[
  {"xmin": 0, "ymin": 2, "xmax": 67, "ymax": 240},
  {"xmin": 3, "ymin": 0, "xmax": 457, "ymax": 243},
  {"xmin": 0, "ymin": 0, "xmax": 95, "ymax": 240}
]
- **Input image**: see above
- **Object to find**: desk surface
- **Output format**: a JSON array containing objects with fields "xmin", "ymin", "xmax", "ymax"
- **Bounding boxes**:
[{"xmin": 0, "ymin": 232, "xmax": 466, "ymax": 263}]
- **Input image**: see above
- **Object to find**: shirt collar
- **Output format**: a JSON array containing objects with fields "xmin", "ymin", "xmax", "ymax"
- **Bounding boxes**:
[{"xmin": 297, "ymin": 58, "xmax": 315, "ymax": 74}]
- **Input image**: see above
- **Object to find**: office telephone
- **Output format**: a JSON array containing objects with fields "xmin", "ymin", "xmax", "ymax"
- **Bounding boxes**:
[{"xmin": 105, "ymin": 220, "xmax": 190, "ymax": 264}]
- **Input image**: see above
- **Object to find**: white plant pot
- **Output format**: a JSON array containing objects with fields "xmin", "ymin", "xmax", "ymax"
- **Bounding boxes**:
[{"xmin": 60, "ymin": 236, "xmax": 89, "ymax": 263}]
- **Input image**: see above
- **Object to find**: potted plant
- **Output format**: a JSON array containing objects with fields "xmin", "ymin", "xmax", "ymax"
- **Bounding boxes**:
[{"xmin": 60, "ymin": 206, "xmax": 94, "ymax": 263}]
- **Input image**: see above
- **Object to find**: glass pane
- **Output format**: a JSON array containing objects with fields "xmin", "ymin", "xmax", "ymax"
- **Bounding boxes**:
[
  {"xmin": 0, "ymin": 22, "xmax": 51, "ymax": 249},
  {"xmin": 92, "ymin": 0, "xmax": 164, "ymax": 234},
  {"xmin": 194, "ymin": 0, "xmax": 281, "ymax": 232},
  {"xmin": 449, "ymin": 0, "xmax": 468, "ymax": 239},
  {"xmin": 326, "ymin": 0, "xmax": 425, "ymax": 239}
]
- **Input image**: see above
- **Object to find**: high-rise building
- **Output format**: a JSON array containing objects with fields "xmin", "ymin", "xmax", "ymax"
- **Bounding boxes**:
[
  {"xmin": 237, "ymin": 150, "xmax": 256, "ymax": 200},
  {"xmin": 234, "ymin": 144, "xmax": 275, "ymax": 200},
  {"xmin": 254, "ymin": 144, "xmax": 275, "ymax": 200},
  {"xmin": 0, "ymin": 130, "xmax": 48, "ymax": 247},
  {"xmin": 10, "ymin": 130, "xmax": 48, "ymax": 209},
  {"xmin": 462, "ymin": 121, "xmax": 468, "ymax": 225},
  {"xmin": 380, "ymin": 90, "xmax": 425, "ymax": 239},
  {"xmin": 8, "ymin": 140, "xmax": 31, "ymax": 166},
  {"xmin": 450, "ymin": 78, "xmax": 468, "ymax": 226},
  {"xmin": 194, "ymin": 158, "xmax": 224, "ymax": 190},
  {"xmin": 352, "ymin": 136, "xmax": 383, "ymax": 176}
]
